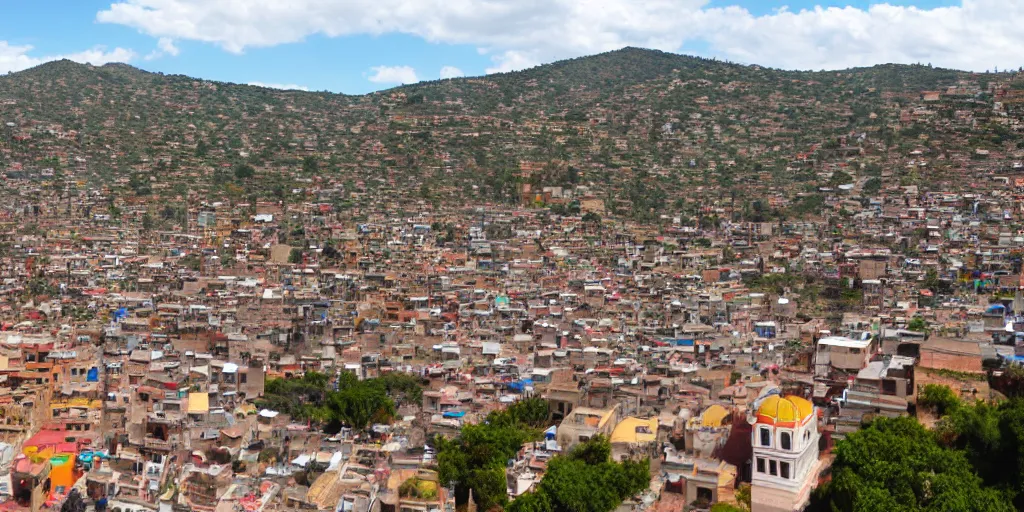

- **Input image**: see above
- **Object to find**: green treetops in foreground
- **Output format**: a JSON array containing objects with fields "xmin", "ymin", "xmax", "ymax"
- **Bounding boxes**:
[
  {"xmin": 505, "ymin": 435, "xmax": 649, "ymax": 512},
  {"xmin": 917, "ymin": 383, "xmax": 960, "ymax": 416},
  {"xmin": 435, "ymin": 398, "xmax": 551, "ymax": 511},
  {"xmin": 809, "ymin": 387, "xmax": 1024, "ymax": 512}
]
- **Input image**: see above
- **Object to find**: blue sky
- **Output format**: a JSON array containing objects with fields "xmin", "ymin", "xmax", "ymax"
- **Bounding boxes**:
[{"xmin": 0, "ymin": 0, "xmax": 1014, "ymax": 94}]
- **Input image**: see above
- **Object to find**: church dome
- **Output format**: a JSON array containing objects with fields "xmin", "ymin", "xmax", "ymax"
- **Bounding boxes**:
[
  {"xmin": 755, "ymin": 395, "xmax": 814, "ymax": 426},
  {"xmin": 700, "ymin": 404, "xmax": 729, "ymax": 427}
]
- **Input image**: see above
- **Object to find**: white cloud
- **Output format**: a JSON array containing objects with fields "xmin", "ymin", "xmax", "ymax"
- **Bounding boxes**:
[
  {"xmin": 440, "ymin": 65, "xmax": 464, "ymax": 79},
  {"xmin": 247, "ymin": 81, "xmax": 310, "ymax": 91},
  {"xmin": 0, "ymin": 41, "xmax": 136, "ymax": 74},
  {"xmin": 485, "ymin": 50, "xmax": 538, "ymax": 75},
  {"xmin": 145, "ymin": 37, "xmax": 180, "ymax": 60},
  {"xmin": 368, "ymin": 65, "xmax": 418, "ymax": 85},
  {"xmin": 158, "ymin": 37, "xmax": 179, "ymax": 57},
  {"xmin": 95, "ymin": 0, "xmax": 1024, "ymax": 73}
]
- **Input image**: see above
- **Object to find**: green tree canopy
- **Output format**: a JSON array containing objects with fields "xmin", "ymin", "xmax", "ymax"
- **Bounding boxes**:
[
  {"xmin": 436, "ymin": 398, "xmax": 551, "ymax": 510},
  {"xmin": 234, "ymin": 163, "xmax": 255, "ymax": 180},
  {"xmin": 907, "ymin": 316, "xmax": 928, "ymax": 332},
  {"xmin": 810, "ymin": 416, "xmax": 1013, "ymax": 512},
  {"xmin": 933, "ymin": 396, "xmax": 1024, "ymax": 508},
  {"xmin": 918, "ymin": 384, "xmax": 960, "ymax": 416},
  {"xmin": 507, "ymin": 436, "xmax": 650, "ymax": 512},
  {"xmin": 255, "ymin": 371, "xmax": 423, "ymax": 431}
]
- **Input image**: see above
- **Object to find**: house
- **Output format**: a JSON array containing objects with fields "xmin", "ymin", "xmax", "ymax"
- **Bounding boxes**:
[
  {"xmin": 814, "ymin": 336, "xmax": 875, "ymax": 378},
  {"xmin": 609, "ymin": 416, "xmax": 658, "ymax": 461},
  {"xmin": 853, "ymin": 355, "xmax": 915, "ymax": 398},
  {"xmin": 555, "ymin": 404, "xmax": 620, "ymax": 451},
  {"xmin": 661, "ymin": 450, "xmax": 738, "ymax": 508}
]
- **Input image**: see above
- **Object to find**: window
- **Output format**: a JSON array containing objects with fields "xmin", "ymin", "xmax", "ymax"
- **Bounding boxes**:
[
  {"xmin": 696, "ymin": 487, "xmax": 713, "ymax": 503},
  {"xmin": 240, "ymin": 373, "xmax": 247, "ymax": 384},
  {"xmin": 756, "ymin": 457, "xmax": 765, "ymax": 473},
  {"xmin": 780, "ymin": 462, "xmax": 791, "ymax": 479},
  {"xmin": 769, "ymin": 460, "xmax": 778, "ymax": 476},
  {"xmin": 780, "ymin": 431, "xmax": 792, "ymax": 450},
  {"xmin": 759, "ymin": 427, "xmax": 771, "ymax": 447}
]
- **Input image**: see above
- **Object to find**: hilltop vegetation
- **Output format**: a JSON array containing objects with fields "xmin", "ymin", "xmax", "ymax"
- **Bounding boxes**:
[{"xmin": 0, "ymin": 48, "xmax": 1016, "ymax": 223}]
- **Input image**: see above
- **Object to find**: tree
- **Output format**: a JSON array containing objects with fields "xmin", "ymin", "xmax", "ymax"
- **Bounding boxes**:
[
  {"xmin": 288, "ymin": 248, "xmax": 304, "ymax": 264},
  {"xmin": 907, "ymin": 316, "xmax": 928, "ymax": 332},
  {"xmin": 493, "ymin": 397, "xmax": 550, "ymax": 428},
  {"xmin": 508, "ymin": 436, "xmax": 649, "ymax": 512},
  {"xmin": 464, "ymin": 466, "xmax": 508, "ymax": 511},
  {"xmin": 302, "ymin": 155, "xmax": 319, "ymax": 174},
  {"xmin": 376, "ymin": 371, "xmax": 424, "ymax": 404},
  {"xmin": 565, "ymin": 434, "xmax": 611, "ymax": 465},
  {"xmin": 828, "ymin": 170, "xmax": 853, "ymax": 186},
  {"xmin": 255, "ymin": 371, "xmax": 418, "ymax": 432},
  {"xmin": 437, "ymin": 420, "xmax": 535, "ymax": 509},
  {"xmin": 506, "ymin": 488, "xmax": 552, "ymax": 512},
  {"xmin": 917, "ymin": 384, "xmax": 959, "ymax": 416},
  {"xmin": 933, "ymin": 397, "xmax": 1024, "ymax": 508},
  {"xmin": 862, "ymin": 177, "xmax": 882, "ymax": 194},
  {"xmin": 328, "ymin": 382, "xmax": 396, "ymax": 430},
  {"xmin": 437, "ymin": 401, "xmax": 549, "ymax": 509},
  {"xmin": 809, "ymin": 416, "xmax": 1013, "ymax": 511},
  {"xmin": 234, "ymin": 163, "xmax": 255, "ymax": 180}
]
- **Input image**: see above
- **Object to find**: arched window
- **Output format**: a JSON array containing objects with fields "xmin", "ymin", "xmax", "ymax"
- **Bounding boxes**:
[{"xmin": 780, "ymin": 431, "xmax": 792, "ymax": 450}]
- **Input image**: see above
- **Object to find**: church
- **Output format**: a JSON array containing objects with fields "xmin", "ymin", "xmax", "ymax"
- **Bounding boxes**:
[{"xmin": 749, "ymin": 394, "xmax": 821, "ymax": 511}]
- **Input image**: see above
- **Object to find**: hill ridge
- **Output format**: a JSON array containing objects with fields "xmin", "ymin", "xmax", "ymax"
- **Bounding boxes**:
[{"xmin": 3, "ymin": 46, "xmax": 983, "ymax": 98}]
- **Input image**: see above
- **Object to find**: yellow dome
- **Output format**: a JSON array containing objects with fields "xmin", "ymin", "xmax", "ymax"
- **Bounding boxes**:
[
  {"xmin": 756, "ymin": 395, "xmax": 814, "ymax": 426},
  {"xmin": 701, "ymin": 405, "xmax": 729, "ymax": 427}
]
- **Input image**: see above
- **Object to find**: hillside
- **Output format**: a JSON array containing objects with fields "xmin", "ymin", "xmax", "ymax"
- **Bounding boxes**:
[{"xmin": 0, "ymin": 47, "xmax": 1016, "ymax": 222}]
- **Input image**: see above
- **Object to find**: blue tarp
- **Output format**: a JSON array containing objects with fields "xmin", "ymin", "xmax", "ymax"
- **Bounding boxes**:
[
  {"xmin": 507, "ymin": 379, "xmax": 534, "ymax": 393},
  {"xmin": 442, "ymin": 411, "xmax": 466, "ymax": 418},
  {"xmin": 78, "ymin": 451, "xmax": 110, "ymax": 463},
  {"xmin": 86, "ymin": 367, "xmax": 99, "ymax": 382}
]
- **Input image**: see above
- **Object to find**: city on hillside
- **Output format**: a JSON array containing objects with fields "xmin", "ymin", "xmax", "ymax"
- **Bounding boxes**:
[{"xmin": 0, "ymin": 20, "xmax": 1023, "ymax": 512}]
